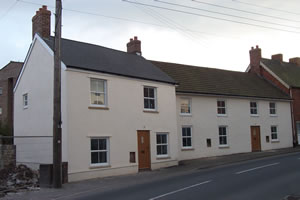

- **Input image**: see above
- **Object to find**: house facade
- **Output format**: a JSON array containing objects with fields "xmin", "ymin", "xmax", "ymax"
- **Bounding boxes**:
[
  {"xmin": 154, "ymin": 61, "xmax": 293, "ymax": 161},
  {"xmin": 13, "ymin": 6, "xmax": 294, "ymax": 182},
  {"xmin": 248, "ymin": 46, "xmax": 300, "ymax": 146},
  {"xmin": 0, "ymin": 61, "xmax": 22, "ymax": 141}
]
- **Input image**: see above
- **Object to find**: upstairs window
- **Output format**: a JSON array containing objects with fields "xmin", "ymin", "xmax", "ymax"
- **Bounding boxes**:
[
  {"xmin": 144, "ymin": 86, "xmax": 156, "ymax": 110},
  {"xmin": 23, "ymin": 93, "xmax": 28, "ymax": 109},
  {"xmin": 269, "ymin": 102, "xmax": 276, "ymax": 115},
  {"xmin": 180, "ymin": 98, "xmax": 191, "ymax": 115},
  {"xmin": 271, "ymin": 126, "xmax": 278, "ymax": 141},
  {"xmin": 90, "ymin": 78, "xmax": 107, "ymax": 106},
  {"xmin": 217, "ymin": 100, "xmax": 226, "ymax": 115},
  {"xmin": 250, "ymin": 101, "xmax": 258, "ymax": 115}
]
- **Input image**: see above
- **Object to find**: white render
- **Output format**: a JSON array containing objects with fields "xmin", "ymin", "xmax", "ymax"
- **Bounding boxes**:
[{"xmin": 177, "ymin": 94, "xmax": 293, "ymax": 161}]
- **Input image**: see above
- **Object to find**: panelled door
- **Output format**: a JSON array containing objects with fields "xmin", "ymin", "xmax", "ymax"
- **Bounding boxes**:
[
  {"xmin": 297, "ymin": 122, "xmax": 300, "ymax": 145},
  {"xmin": 137, "ymin": 130, "xmax": 151, "ymax": 170},
  {"xmin": 251, "ymin": 126, "xmax": 261, "ymax": 152}
]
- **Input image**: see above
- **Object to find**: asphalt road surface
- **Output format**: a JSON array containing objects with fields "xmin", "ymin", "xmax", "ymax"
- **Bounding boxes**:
[{"xmin": 65, "ymin": 152, "xmax": 300, "ymax": 200}]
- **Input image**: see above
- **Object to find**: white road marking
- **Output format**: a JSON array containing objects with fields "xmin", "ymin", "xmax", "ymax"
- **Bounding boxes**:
[
  {"xmin": 148, "ymin": 180, "xmax": 212, "ymax": 200},
  {"xmin": 235, "ymin": 163, "xmax": 280, "ymax": 175}
]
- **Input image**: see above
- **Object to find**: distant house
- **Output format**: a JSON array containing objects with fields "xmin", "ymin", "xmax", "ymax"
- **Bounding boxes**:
[
  {"xmin": 0, "ymin": 61, "xmax": 22, "ymax": 140},
  {"xmin": 13, "ymin": 6, "xmax": 294, "ymax": 182},
  {"xmin": 247, "ymin": 46, "xmax": 300, "ymax": 146},
  {"xmin": 154, "ymin": 61, "xmax": 293, "ymax": 160}
]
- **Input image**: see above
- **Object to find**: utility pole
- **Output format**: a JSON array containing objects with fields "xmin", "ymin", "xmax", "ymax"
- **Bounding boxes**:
[{"xmin": 53, "ymin": 0, "xmax": 62, "ymax": 188}]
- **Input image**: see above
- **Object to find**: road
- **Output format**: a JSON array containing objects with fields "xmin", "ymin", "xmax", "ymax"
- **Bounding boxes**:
[{"xmin": 65, "ymin": 152, "xmax": 300, "ymax": 200}]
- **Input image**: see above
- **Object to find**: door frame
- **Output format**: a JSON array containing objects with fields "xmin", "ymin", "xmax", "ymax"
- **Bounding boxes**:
[
  {"xmin": 250, "ymin": 126, "xmax": 261, "ymax": 152},
  {"xmin": 137, "ymin": 130, "xmax": 151, "ymax": 170}
]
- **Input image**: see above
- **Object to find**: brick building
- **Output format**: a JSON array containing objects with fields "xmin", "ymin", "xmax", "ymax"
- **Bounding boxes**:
[
  {"xmin": 0, "ymin": 62, "xmax": 23, "ymax": 137},
  {"xmin": 247, "ymin": 46, "xmax": 300, "ymax": 146}
]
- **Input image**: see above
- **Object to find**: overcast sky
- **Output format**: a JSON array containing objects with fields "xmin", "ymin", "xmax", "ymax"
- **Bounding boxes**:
[{"xmin": 1, "ymin": 0, "xmax": 299, "ymax": 71}]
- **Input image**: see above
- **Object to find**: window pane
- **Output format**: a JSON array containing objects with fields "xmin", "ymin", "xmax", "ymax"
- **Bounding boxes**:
[
  {"xmin": 186, "ymin": 128, "xmax": 191, "ymax": 136},
  {"xmin": 144, "ymin": 87, "xmax": 149, "ymax": 97},
  {"xmin": 99, "ymin": 139, "xmax": 107, "ymax": 150},
  {"xmin": 91, "ymin": 152, "xmax": 99, "ymax": 164},
  {"xmin": 157, "ymin": 135, "xmax": 162, "ymax": 144},
  {"xmin": 182, "ymin": 138, "xmax": 187, "ymax": 146},
  {"xmin": 91, "ymin": 79, "xmax": 98, "ymax": 91},
  {"xmin": 161, "ymin": 145, "xmax": 168, "ymax": 155},
  {"xmin": 99, "ymin": 152, "xmax": 107, "ymax": 163},
  {"xmin": 182, "ymin": 128, "xmax": 187, "ymax": 137},
  {"xmin": 149, "ymin": 88, "xmax": 154, "ymax": 98},
  {"xmin": 161, "ymin": 135, "xmax": 167, "ymax": 144},
  {"xmin": 144, "ymin": 99, "xmax": 149, "ymax": 109},
  {"xmin": 149, "ymin": 99, "xmax": 155, "ymax": 109},
  {"xmin": 91, "ymin": 139, "xmax": 98, "ymax": 150},
  {"xmin": 187, "ymin": 138, "xmax": 192, "ymax": 146},
  {"xmin": 157, "ymin": 145, "xmax": 162, "ymax": 155},
  {"xmin": 97, "ymin": 80, "xmax": 104, "ymax": 93}
]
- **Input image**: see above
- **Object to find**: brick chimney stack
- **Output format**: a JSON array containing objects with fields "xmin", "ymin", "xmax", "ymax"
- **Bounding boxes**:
[
  {"xmin": 249, "ymin": 45, "xmax": 261, "ymax": 75},
  {"xmin": 32, "ymin": 5, "xmax": 51, "ymax": 39},
  {"xmin": 127, "ymin": 36, "xmax": 142, "ymax": 55},
  {"xmin": 271, "ymin": 54, "xmax": 283, "ymax": 62},
  {"xmin": 289, "ymin": 57, "xmax": 300, "ymax": 66}
]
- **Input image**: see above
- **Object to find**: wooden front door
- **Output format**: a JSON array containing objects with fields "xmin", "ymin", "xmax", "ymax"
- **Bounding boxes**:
[
  {"xmin": 251, "ymin": 126, "xmax": 261, "ymax": 152},
  {"xmin": 137, "ymin": 130, "xmax": 151, "ymax": 170}
]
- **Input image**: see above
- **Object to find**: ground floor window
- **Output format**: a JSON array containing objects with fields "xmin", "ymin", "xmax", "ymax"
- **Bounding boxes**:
[
  {"xmin": 182, "ymin": 126, "xmax": 192, "ymax": 148},
  {"xmin": 90, "ymin": 138, "xmax": 109, "ymax": 166},
  {"xmin": 271, "ymin": 126, "xmax": 278, "ymax": 141},
  {"xmin": 156, "ymin": 133, "xmax": 168, "ymax": 157},
  {"xmin": 219, "ymin": 126, "xmax": 228, "ymax": 146}
]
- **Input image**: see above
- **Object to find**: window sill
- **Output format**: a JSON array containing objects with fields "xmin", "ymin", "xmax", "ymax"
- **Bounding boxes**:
[
  {"xmin": 89, "ymin": 106, "xmax": 109, "ymax": 110},
  {"xmin": 217, "ymin": 114, "xmax": 227, "ymax": 117},
  {"xmin": 219, "ymin": 145, "xmax": 229, "ymax": 149},
  {"xmin": 181, "ymin": 147, "xmax": 194, "ymax": 151},
  {"xmin": 271, "ymin": 140, "xmax": 280, "ymax": 143},
  {"xmin": 89, "ymin": 164, "xmax": 111, "ymax": 169},
  {"xmin": 156, "ymin": 156, "xmax": 170, "ymax": 160},
  {"xmin": 180, "ymin": 113, "xmax": 192, "ymax": 117},
  {"xmin": 23, "ymin": 106, "xmax": 28, "ymax": 110},
  {"xmin": 250, "ymin": 114, "xmax": 259, "ymax": 117},
  {"xmin": 143, "ymin": 110, "xmax": 159, "ymax": 114},
  {"xmin": 270, "ymin": 115, "xmax": 278, "ymax": 117}
]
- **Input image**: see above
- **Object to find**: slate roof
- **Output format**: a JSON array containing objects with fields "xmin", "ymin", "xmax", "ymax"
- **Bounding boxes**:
[
  {"xmin": 43, "ymin": 37, "xmax": 175, "ymax": 84},
  {"xmin": 152, "ymin": 61, "xmax": 290, "ymax": 100},
  {"xmin": 261, "ymin": 58, "xmax": 300, "ymax": 88}
]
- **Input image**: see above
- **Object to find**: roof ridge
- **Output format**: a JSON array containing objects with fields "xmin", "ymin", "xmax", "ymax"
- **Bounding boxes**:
[{"xmin": 151, "ymin": 60, "xmax": 245, "ymax": 74}]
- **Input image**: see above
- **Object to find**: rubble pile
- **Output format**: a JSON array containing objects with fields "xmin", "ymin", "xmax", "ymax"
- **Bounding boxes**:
[{"xmin": 0, "ymin": 164, "xmax": 39, "ymax": 197}]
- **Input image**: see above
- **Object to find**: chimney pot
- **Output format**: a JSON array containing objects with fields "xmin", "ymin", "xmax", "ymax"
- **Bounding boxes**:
[
  {"xmin": 32, "ymin": 5, "xmax": 51, "ymax": 40},
  {"xmin": 256, "ymin": 45, "xmax": 259, "ymax": 49},
  {"xmin": 289, "ymin": 57, "xmax": 300, "ymax": 66},
  {"xmin": 271, "ymin": 54, "xmax": 283, "ymax": 62},
  {"xmin": 127, "ymin": 36, "xmax": 142, "ymax": 56}
]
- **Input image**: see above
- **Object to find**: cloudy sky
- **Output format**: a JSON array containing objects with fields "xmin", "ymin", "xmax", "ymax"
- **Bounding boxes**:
[{"xmin": 1, "ymin": 0, "xmax": 299, "ymax": 71}]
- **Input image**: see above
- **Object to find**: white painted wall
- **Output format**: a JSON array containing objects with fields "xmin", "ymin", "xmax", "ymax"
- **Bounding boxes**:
[
  {"xmin": 177, "ymin": 95, "xmax": 293, "ymax": 160},
  {"xmin": 14, "ymin": 36, "xmax": 68, "ymax": 169},
  {"xmin": 65, "ymin": 69, "xmax": 178, "ymax": 182}
]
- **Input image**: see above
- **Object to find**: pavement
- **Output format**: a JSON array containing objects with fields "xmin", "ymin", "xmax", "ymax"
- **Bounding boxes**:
[{"xmin": 2, "ymin": 147, "xmax": 300, "ymax": 200}]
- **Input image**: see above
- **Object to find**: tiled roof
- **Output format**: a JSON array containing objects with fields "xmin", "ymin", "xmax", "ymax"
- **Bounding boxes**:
[
  {"xmin": 261, "ymin": 58, "xmax": 300, "ymax": 88},
  {"xmin": 43, "ymin": 37, "xmax": 175, "ymax": 84},
  {"xmin": 152, "ymin": 61, "xmax": 290, "ymax": 100}
]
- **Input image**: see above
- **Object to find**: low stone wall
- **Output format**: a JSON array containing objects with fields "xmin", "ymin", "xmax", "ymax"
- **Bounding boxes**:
[{"xmin": 0, "ymin": 145, "xmax": 16, "ymax": 169}]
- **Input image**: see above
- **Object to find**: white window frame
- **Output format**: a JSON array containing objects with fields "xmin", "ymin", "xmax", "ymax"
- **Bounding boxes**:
[
  {"xmin": 180, "ymin": 98, "xmax": 192, "ymax": 115},
  {"xmin": 90, "ymin": 137, "xmax": 110, "ymax": 167},
  {"xmin": 90, "ymin": 78, "xmax": 107, "ymax": 107},
  {"xmin": 250, "ymin": 101, "xmax": 258, "ymax": 116},
  {"xmin": 156, "ymin": 133, "xmax": 169, "ymax": 158},
  {"xmin": 144, "ymin": 86, "xmax": 157, "ymax": 111},
  {"xmin": 218, "ymin": 126, "xmax": 228, "ymax": 147},
  {"xmin": 271, "ymin": 126, "xmax": 279, "ymax": 142},
  {"xmin": 182, "ymin": 126, "xmax": 192, "ymax": 149},
  {"xmin": 217, "ymin": 99, "xmax": 227, "ymax": 116},
  {"xmin": 269, "ymin": 102, "xmax": 277, "ymax": 116},
  {"xmin": 23, "ymin": 93, "xmax": 28, "ymax": 109}
]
